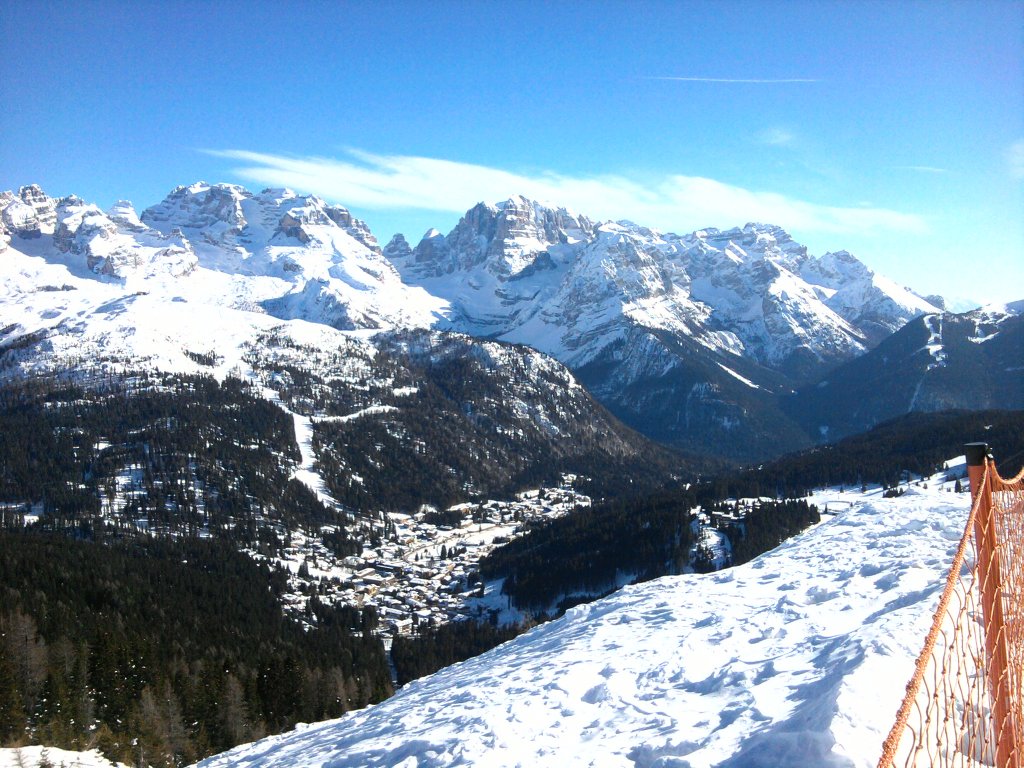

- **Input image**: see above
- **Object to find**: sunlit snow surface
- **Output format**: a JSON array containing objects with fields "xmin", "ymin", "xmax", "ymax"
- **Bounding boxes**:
[{"xmin": 196, "ymin": 477, "xmax": 969, "ymax": 768}]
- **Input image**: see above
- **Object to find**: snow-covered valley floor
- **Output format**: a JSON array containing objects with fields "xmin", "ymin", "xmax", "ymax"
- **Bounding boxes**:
[{"xmin": 195, "ymin": 470, "xmax": 971, "ymax": 768}]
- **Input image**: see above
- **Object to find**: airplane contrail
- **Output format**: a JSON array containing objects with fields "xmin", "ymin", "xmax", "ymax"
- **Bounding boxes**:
[{"xmin": 646, "ymin": 76, "xmax": 820, "ymax": 83}]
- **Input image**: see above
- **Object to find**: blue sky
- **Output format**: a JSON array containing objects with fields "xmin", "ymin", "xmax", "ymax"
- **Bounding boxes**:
[{"xmin": 2, "ymin": 0, "xmax": 1021, "ymax": 305}]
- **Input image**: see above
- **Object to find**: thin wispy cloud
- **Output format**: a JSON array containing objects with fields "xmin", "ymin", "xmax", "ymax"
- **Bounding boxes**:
[
  {"xmin": 644, "ymin": 76, "xmax": 820, "ymax": 84},
  {"xmin": 896, "ymin": 165, "xmax": 948, "ymax": 174},
  {"xmin": 756, "ymin": 127, "xmax": 796, "ymax": 147},
  {"xmin": 209, "ymin": 148, "xmax": 926, "ymax": 237}
]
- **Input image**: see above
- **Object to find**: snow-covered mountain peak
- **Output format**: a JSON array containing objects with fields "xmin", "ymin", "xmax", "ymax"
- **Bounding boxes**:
[
  {"xmin": 106, "ymin": 200, "xmax": 144, "ymax": 230},
  {"xmin": 53, "ymin": 196, "xmax": 113, "ymax": 243},
  {"xmin": 18, "ymin": 184, "xmax": 58, "ymax": 233},
  {"xmin": 400, "ymin": 196, "xmax": 596, "ymax": 281},
  {"xmin": 1, "ymin": 184, "xmax": 59, "ymax": 238},
  {"xmin": 2, "ymin": 182, "xmax": 448, "ymax": 339},
  {"xmin": 50, "ymin": 194, "xmax": 198, "ymax": 279},
  {"xmin": 385, "ymin": 195, "xmax": 945, "ymax": 420},
  {"xmin": 796, "ymin": 251, "xmax": 941, "ymax": 344},
  {"xmin": 382, "ymin": 233, "xmax": 413, "ymax": 262},
  {"xmin": 256, "ymin": 186, "xmax": 298, "ymax": 202},
  {"xmin": 1, "ymin": 197, "xmax": 41, "ymax": 236},
  {"xmin": 686, "ymin": 222, "xmax": 809, "ymax": 269},
  {"xmin": 141, "ymin": 182, "xmax": 250, "ymax": 241},
  {"xmin": 802, "ymin": 248, "xmax": 872, "ymax": 287}
]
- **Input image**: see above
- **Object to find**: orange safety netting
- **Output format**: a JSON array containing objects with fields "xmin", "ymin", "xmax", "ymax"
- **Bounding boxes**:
[{"xmin": 878, "ymin": 451, "xmax": 1024, "ymax": 768}]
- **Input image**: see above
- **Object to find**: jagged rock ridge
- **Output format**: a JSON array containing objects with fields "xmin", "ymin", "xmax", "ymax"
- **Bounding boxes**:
[
  {"xmin": 389, "ymin": 198, "xmax": 942, "ymax": 459},
  {"xmin": 3, "ymin": 182, "xmax": 989, "ymax": 462}
]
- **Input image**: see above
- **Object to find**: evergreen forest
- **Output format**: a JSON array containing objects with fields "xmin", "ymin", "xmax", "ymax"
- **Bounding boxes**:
[{"xmin": 0, "ymin": 531, "xmax": 391, "ymax": 766}]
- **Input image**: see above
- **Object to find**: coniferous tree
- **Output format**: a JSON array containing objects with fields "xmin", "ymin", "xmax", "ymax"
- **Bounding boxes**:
[{"xmin": 0, "ymin": 650, "xmax": 25, "ymax": 744}]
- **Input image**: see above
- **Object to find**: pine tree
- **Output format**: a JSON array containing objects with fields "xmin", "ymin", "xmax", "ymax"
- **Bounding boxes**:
[{"xmin": 0, "ymin": 650, "xmax": 26, "ymax": 744}]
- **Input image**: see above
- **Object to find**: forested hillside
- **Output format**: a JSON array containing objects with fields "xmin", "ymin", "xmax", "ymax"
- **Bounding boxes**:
[
  {"xmin": 711, "ymin": 409, "xmax": 1024, "ymax": 500},
  {"xmin": 450, "ymin": 409, "xmax": 1024, "ymax": 672},
  {"xmin": 480, "ymin": 494, "xmax": 819, "ymax": 614},
  {"xmin": 2, "ymin": 363, "xmax": 1019, "ymax": 767},
  {"xmin": 0, "ymin": 532, "xmax": 391, "ymax": 767},
  {"xmin": 0, "ymin": 374, "xmax": 358, "ymax": 552},
  {"xmin": 0, "ymin": 366, "xmax": 687, "ymax": 765}
]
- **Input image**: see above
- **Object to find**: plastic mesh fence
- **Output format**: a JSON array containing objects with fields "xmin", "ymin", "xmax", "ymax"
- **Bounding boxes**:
[{"xmin": 878, "ymin": 456, "xmax": 1023, "ymax": 768}]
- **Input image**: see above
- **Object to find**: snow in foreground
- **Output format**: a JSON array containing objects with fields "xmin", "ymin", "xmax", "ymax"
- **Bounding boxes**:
[{"xmin": 196, "ymin": 475, "xmax": 968, "ymax": 768}]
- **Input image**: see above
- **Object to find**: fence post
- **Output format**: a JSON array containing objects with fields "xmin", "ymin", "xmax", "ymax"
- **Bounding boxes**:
[{"xmin": 965, "ymin": 442, "xmax": 1019, "ymax": 768}]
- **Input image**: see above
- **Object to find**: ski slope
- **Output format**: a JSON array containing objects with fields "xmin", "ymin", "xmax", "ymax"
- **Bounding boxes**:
[{"xmin": 196, "ymin": 468, "xmax": 970, "ymax": 768}]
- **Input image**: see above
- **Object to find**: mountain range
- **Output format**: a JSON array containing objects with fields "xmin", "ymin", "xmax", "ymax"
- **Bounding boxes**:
[
  {"xmin": 2, "ymin": 181, "xmax": 1022, "ymax": 768},
  {"xmin": 1, "ymin": 181, "xmax": 1020, "ymax": 467}
]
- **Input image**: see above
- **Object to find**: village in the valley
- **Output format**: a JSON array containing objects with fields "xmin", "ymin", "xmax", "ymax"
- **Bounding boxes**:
[
  {"xmin": 267, "ymin": 473, "xmax": 767, "ymax": 639},
  {"xmin": 268, "ymin": 476, "xmax": 595, "ymax": 635}
]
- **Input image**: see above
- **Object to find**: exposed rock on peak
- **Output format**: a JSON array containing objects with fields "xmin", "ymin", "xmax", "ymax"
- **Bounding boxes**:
[
  {"xmin": 1, "ymin": 185, "xmax": 59, "ymax": 238},
  {"xmin": 2, "ymin": 197, "xmax": 43, "ymax": 238},
  {"xmin": 403, "ymin": 198, "xmax": 595, "ymax": 280},
  {"xmin": 408, "ymin": 229, "xmax": 450, "ymax": 275},
  {"xmin": 142, "ymin": 182, "xmax": 250, "ymax": 240},
  {"xmin": 321, "ymin": 202, "xmax": 381, "ymax": 255},
  {"xmin": 801, "ymin": 249, "xmax": 872, "ymax": 288},
  {"xmin": 18, "ymin": 184, "xmax": 58, "ymax": 233},
  {"xmin": 383, "ymin": 233, "xmax": 413, "ymax": 262},
  {"xmin": 53, "ymin": 195, "xmax": 198, "ymax": 278},
  {"xmin": 277, "ymin": 196, "xmax": 381, "ymax": 254}
]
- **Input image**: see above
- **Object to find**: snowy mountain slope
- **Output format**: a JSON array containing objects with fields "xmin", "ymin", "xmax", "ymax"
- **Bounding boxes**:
[
  {"xmin": 0, "ymin": 184, "xmax": 683, "ymax": 515},
  {"xmin": 786, "ymin": 301, "xmax": 1024, "ymax": 442},
  {"xmin": 1, "ymin": 182, "xmax": 447, "ymax": 338},
  {"xmin": 797, "ymin": 249, "xmax": 939, "ymax": 346},
  {"xmin": 0, "ymin": 746, "xmax": 129, "ymax": 768},
  {"xmin": 389, "ymin": 200, "xmax": 941, "ymax": 458},
  {"xmin": 140, "ymin": 182, "xmax": 447, "ymax": 330},
  {"xmin": 195, "ymin": 474, "xmax": 969, "ymax": 768}
]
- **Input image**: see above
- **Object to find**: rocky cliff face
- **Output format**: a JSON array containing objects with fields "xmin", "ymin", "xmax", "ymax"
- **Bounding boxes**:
[
  {"xmin": 0, "ymin": 186, "xmax": 198, "ymax": 279},
  {"xmin": 2, "ymin": 185, "xmax": 59, "ymax": 239},
  {"xmin": 393, "ymin": 197, "xmax": 593, "ymax": 280},
  {"xmin": 18, "ymin": 184, "xmax": 58, "ymax": 233},
  {"xmin": 383, "ymin": 198, "xmax": 941, "ymax": 459}
]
